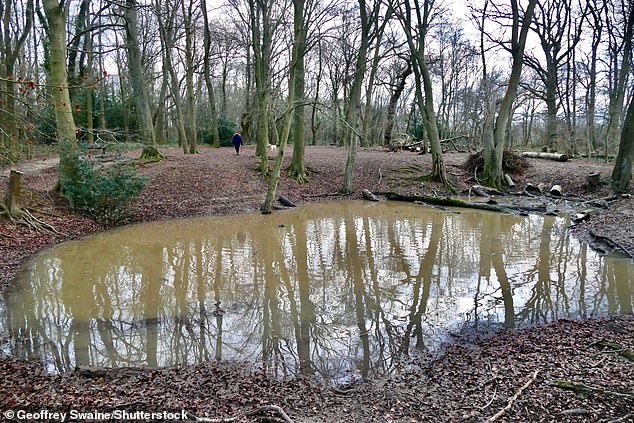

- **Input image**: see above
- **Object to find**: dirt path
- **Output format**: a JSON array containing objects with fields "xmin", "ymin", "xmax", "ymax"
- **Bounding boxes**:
[{"xmin": 0, "ymin": 146, "xmax": 632, "ymax": 422}]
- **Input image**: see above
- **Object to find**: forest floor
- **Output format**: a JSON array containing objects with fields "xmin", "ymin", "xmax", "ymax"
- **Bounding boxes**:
[{"xmin": 0, "ymin": 145, "xmax": 632, "ymax": 422}]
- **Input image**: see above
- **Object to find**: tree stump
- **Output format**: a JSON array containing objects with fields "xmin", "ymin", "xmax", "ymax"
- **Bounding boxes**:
[
  {"xmin": 4, "ymin": 169, "xmax": 23, "ymax": 214},
  {"xmin": 587, "ymin": 172, "xmax": 601, "ymax": 191}
]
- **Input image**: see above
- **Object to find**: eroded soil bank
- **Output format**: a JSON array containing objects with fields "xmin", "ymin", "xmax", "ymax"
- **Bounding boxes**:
[{"xmin": 0, "ymin": 146, "xmax": 632, "ymax": 422}]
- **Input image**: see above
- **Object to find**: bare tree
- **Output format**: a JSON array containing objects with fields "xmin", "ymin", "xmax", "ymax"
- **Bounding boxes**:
[
  {"xmin": 523, "ymin": 0, "xmax": 586, "ymax": 153},
  {"xmin": 124, "ymin": 0, "xmax": 161, "ymax": 159},
  {"xmin": 0, "ymin": 0, "xmax": 34, "ymax": 150},
  {"xmin": 261, "ymin": 0, "xmax": 304, "ymax": 213},
  {"xmin": 477, "ymin": 0, "xmax": 538, "ymax": 189},
  {"xmin": 397, "ymin": 0, "xmax": 451, "ymax": 188},
  {"xmin": 42, "ymin": 0, "xmax": 79, "ymax": 188},
  {"xmin": 604, "ymin": 0, "xmax": 632, "ymax": 161},
  {"xmin": 610, "ymin": 1, "xmax": 634, "ymax": 192},
  {"xmin": 201, "ymin": 0, "xmax": 220, "ymax": 148}
]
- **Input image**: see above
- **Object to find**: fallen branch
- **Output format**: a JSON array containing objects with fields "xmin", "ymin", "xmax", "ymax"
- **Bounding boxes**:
[
  {"xmin": 189, "ymin": 405, "xmax": 294, "ymax": 423},
  {"xmin": 548, "ymin": 380, "xmax": 634, "ymax": 400},
  {"xmin": 485, "ymin": 370, "xmax": 539, "ymax": 422},
  {"xmin": 278, "ymin": 195, "xmax": 296, "ymax": 207},
  {"xmin": 385, "ymin": 192, "xmax": 514, "ymax": 214},
  {"xmin": 521, "ymin": 151, "xmax": 569, "ymax": 162}
]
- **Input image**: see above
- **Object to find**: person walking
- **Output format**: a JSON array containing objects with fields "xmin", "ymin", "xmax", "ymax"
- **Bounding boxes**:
[{"xmin": 232, "ymin": 131, "xmax": 243, "ymax": 155}]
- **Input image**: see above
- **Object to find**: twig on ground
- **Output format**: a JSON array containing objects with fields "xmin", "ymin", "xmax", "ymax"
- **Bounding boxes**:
[
  {"xmin": 485, "ymin": 370, "xmax": 539, "ymax": 422},
  {"xmin": 188, "ymin": 405, "xmax": 294, "ymax": 423}
]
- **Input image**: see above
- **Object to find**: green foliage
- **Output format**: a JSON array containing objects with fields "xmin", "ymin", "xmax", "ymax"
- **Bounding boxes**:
[
  {"xmin": 199, "ymin": 115, "xmax": 237, "ymax": 147},
  {"xmin": 63, "ymin": 159, "xmax": 146, "ymax": 225}
]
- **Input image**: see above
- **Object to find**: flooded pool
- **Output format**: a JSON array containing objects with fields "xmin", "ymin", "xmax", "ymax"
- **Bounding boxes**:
[{"xmin": 1, "ymin": 201, "xmax": 632, "ymax": 381}]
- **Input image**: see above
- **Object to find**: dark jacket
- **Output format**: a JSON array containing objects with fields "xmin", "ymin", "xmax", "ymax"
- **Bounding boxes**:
[{"xmin": 232, "ymin": 133, "xmax": 243, "ymax": 146}]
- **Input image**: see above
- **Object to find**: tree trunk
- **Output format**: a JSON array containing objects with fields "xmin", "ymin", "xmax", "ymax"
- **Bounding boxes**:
[
  {"xmin": 4, "ymin": 169, "xmax": 22, "ymax": 215},
  {"xmin": 611, "ymin": 92, "xmax": 634, "ymax": 193},
  {"xmin": 43, "ymin": 0, "xmax": 80, "ymax": 189},
  {"xmin": 481, "ymin": 0, "xmax": 538, "ymax": 189},
  {"xmin": 341, "ymin": 0, "xmax": 369, "ymax": 194},
  {"xmin": 0, "ymin": 0, "xmax": 34, "ymax": 150},
  {"xmin": 201, "ymin": 0, "xmax": 220, "ymax": 148},
  {"xmin": 287, "ymin": 18, "xmax": 307, "ymax": 184},
  {"xmin": 125, "ymin": 0, "xmax": 159, "ymax": 158},
  {"xmin": 182, "ymin": 0, "xmax": 197, "ymax": 154},
  {"xmin": 261, "ymin": 0, "xmax": 304, "ymax": 213},
  {"xmin": 384, "ymin": 61, "xmax": 412, "ymax": 147}
]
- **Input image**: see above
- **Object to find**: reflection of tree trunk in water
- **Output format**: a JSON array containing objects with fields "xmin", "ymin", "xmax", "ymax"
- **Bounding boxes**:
[
  {"xmin": 362, "ymin": 217, "xmax": 391, "ymax": 371},
  {"xmin": 295, "ymin": 224, "xmax": 313, "ymax": 374},
  {"xmin": 345, "ymin": 214, "xmax": 370, "ymax": 379},
  {"xmin": 607, "ymin": 263, "xmax": 617, "ymax": 314},
  {"xmin": 93, "ymin": 275, "xmax": 117, "ymax": 367},
  {"xmin": 612, "ymin": 260, "xmax": 633, "ymax": 314},
  {"xmin": 261, "ymin": 233, "xmax": 284, "ymax": 375},
  {"xmin": 14, "ymin": 265, "xmax": 63, "ymax": 369},
  {"xmin": 490, "ymin": 245, "xmax": 515, "ymax": 329},
  {"xmin": 398, "ymin": 214, "xmax": 441, "ymax": 356},
  {"xmin": 62, "ymin": 258, "xmax": 92, "ymax": 368},
  {"xmin": 212, "ymin": 244, "xmax": 224, "ymax": 361},
  {"xmin": 195, "ymin": 241, "xmax": 210, "ymax": 363},
  {"xmin": 577, "ymin": 244, "xmax": 588, "ymax": 318},
  {"xmin": 70, "ymin": 319, "xmax": 90, "ymax": 367},
  {"xmin": 474, "ymin": 219, "xmax": 492, "ymax": 329},
  {"xmin": 412, "ymin": 216, "xmax": 441, "ymax": 351},
  {"xmin": 519, "ymin": 218, "xmax": 554, "ymax": 324},
  {"xmin": 554, "ymin": 227, "xmax": 572, "ymax": 316},
  {"xmin": 140, "ymin": 245, "xmax": 163, "ymax": 367},
  {"xmin": 172, "ymin": 243, "xmax": 191, "ymax": 365}
]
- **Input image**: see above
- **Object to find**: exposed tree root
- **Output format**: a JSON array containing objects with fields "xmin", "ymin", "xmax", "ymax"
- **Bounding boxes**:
[
  {"xmin": 549, "ymin": 380, "xmax": 634, "ymax": 400},
  {"xmin": 188, "ymin": 405, "xmax": 294, "ymax": 423},
  {"xmin": 0, "ymin": 204, "xmax": 64, "ymax": 235}
]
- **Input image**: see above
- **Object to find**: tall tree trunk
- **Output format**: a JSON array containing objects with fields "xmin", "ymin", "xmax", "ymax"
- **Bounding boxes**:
[
  {"xmin": 261, "ymin": 0, "xmax": 304, "ymax": 213},
  {"xmin": 481, "ymin": 0, "xmax": 538, "ymax": 189},
  {"xmin": 384, "ymin": 61, "xmax": 412, "ymax": 147},
  {"xmin": 611, "ymin": 94, "xmax": 634, "ymax": 193},
  {"xmin": 341, "ymin": 0, "xmax": 369, "ymax": 194},
  {"xmin": 182, "ymin": 0, "xmax": 197, "ymax": 154},
  {"xmin": 157, "ymin": 0, "xmax": 188, "ymax": 153},
  {"xmin": 0, "ymin": 0, "xmax": 34, "ymax": 150},
  {"xmin": 287, "ymin": 2, "xmax": 308, "ymax": 184},
  {"xmin": 249, "ymin": 0, "xmax": 273, "ymax": 174},
  {"xmin": 201, "ymin": 0, "xmax": 220, "ymax": 148},
  {"xmin": 611, "ymin": 3, "xmax": 634, "ymax": 193},
  {"xmin": 43, "ymin": 0, "xmax": 80, "ymax": 189},
  {"xmin": 604, "ymin": 0, "xmax": 632, "ymax": 161},
  {"xmin": 125, "ymin": 0, "xmax": 160, "ymax": 159}
]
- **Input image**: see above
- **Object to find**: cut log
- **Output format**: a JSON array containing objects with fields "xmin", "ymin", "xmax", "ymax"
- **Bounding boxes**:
[
  {"xmin": 362, "ymin": 189, "xmax": 380, "ymax": 202},
  {"xmin": 587, "ymin": 172, "xmax": 601, "ymax": 190},
  {"xmin": 521, "ymin": 151, "xmax": 569, "ymax": 162},
  {"xmin": 525, "ymin": 183, "xmax": 542, "ymax": 195},
  {"xmin": 278, "ymin": 195, "xmax": 296, "ymax": 207},
  {"xmin": 504, "ymin": 173, "xmax": 516, "ymax": 187},
  {"xmin": 550, "ymin": 185, "xmax": 563, "ymax": 196}
]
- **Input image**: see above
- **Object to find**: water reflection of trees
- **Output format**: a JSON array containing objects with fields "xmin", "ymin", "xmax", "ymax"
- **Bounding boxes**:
[{"xmin": 2, "ymin": 202, "xmax": 633, "ymax": 380}]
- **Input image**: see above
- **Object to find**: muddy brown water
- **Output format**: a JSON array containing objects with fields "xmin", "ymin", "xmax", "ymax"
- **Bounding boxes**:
[{"xmin": 1, "ymin": 201, "xmax": 632, "ymax": 381}]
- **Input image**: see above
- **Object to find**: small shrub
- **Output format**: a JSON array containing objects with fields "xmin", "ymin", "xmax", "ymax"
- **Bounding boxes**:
[{"xmin": 64, "ymin": 159, "xmax": 146, "ymax": 225}]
